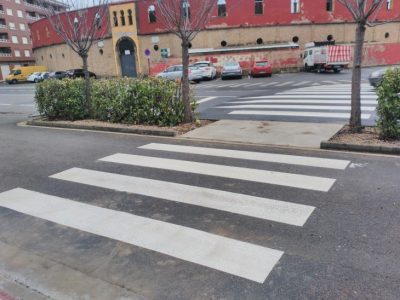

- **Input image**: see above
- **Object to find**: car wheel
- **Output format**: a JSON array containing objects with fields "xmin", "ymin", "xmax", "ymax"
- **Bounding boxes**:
[
  {"xmin": 12, "ymin": 79, "xmax": 17, "ymax": 84},
  {"xmin": 34, "ymin": 78, "xmax": 39, "ymax": 83}
]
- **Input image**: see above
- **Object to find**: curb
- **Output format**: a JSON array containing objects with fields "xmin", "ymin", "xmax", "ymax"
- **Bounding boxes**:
[
  {"xmin": 321, "ymin": 141, "xmax": 400, "ymax": 155},
  {"xmin": 26, "ymin": 120, "xmax": 177, "ymax": 137}
]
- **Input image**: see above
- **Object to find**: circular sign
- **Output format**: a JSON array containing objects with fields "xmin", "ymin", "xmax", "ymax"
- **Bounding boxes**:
[{"xmin": 145, "ymin": 49, "xmax": 151, "ymax": 56}]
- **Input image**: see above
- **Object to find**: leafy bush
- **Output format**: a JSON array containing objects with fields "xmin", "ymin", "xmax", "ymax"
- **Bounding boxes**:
[
  {"xmin": 35, "ymin": 78, "xmax": 87, "ymax": 121},
  {"xmin": 35, "ymin": 77, "xmax": 192, "ymax": 126},
  {"xmin": 376, "ymin": 68, "xmax": 400, "ymax": 139}
]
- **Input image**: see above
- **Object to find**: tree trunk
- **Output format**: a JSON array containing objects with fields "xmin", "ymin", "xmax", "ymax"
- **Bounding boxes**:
[
  {"xmin": 81, "ymin": 53, "xmax": 91, "ymax": 117},
  {"xmin": 181, "ymin": 40, "xmax": 192, "ymax": 123},
  {"xmin": 350, "ymin": 22, "xmax": 366, "ymax": 132}
]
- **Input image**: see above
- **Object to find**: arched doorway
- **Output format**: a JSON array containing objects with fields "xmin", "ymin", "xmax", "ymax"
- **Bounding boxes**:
[{"xmin": 117, "ymin": 37, "xmax": 137, "ymax": 77}]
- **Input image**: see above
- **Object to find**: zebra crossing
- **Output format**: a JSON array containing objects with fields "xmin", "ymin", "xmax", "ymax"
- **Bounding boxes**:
[
  {"xmin": 0, "ymin": 143, "xmax": 351, "ymax": 283},
  {"xmin": 197, "ymin": 79, "xmax": 354, "ymax": 89},
  {"xmin": 214, "ymin": 83, "xmax": 377, "ymax": 122}
]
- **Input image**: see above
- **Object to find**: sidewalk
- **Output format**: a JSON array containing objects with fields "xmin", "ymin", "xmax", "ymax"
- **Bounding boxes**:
[{"xmin": 182, "ymin": 120, "xmax": 344, "ymax": 148}]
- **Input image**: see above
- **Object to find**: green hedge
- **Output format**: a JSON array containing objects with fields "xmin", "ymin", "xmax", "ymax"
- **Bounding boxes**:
[
  {"xmin": 376, "ymin": 68, "xmax": 400, "ymax": 139},
  {"xmin": 35, "ymin": 77, "xmax": 192, "ymax": 126}
]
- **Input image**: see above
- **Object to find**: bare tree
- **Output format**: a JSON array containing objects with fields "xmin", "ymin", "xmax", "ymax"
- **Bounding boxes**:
[
  {"xmin": 38, "ymin": 0, "xmax": 109, "ymax": 114},
  {"xmin": 151, "ymin": 0, "xmax": 218, "ymax": 123},
  {"xmin": 337, "ymin": 0, "xmax": 387, "ymax": 132}
]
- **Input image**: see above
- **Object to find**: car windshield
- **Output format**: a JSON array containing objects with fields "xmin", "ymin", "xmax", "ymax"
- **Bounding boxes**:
[
  {"xmin": 224, "ymin": 62, "xmax": 239, "ymax": 67},
  {"xmin": 30, "ymin": 72, "xmax": 39, "ymax": 76},
  {"xmin": 10, "ymin": 70, "xmax": 21, "ymax": 75},
  {"xmin": 194, "ymin": 63, "xmax": 210, "ymax": 67},
  {"xmin": 256, "ymin": 62, "xmax": 268, "ymax": 66}
]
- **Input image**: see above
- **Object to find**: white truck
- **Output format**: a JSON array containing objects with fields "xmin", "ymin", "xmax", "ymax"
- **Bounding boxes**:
[{"xmin": 303, "ymin": 41, "xmax": 351, "ymax": 73}]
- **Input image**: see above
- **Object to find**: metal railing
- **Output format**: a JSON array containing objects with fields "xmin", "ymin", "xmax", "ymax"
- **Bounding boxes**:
[
  {"xmin": 0, "ymin": 53, "xmax": 12, "ymax": 57},
  {"xmin": 0, "ymin": 39, "xmax": 9, "ymax": 43}
]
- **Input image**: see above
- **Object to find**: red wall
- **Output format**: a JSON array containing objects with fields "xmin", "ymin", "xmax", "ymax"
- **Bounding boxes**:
[{"xmin": 137, "ymin": 0, "xmax": 400, "ymax": 34}]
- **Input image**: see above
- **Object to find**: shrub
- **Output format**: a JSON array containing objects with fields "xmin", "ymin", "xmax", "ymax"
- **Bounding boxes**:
[
  {"xmin": 376, "ymin": 68, "xmax": 400, "ymax": 139},
  {"xmin": 35, "ymin": 77, "xmax": 192, "ymax": 126},
  {"xmin": 35, "ymin": 78, "xmax": 88, "ymax": 121}
]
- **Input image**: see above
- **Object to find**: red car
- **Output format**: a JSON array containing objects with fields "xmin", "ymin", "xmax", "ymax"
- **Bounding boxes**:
[{"xmin": 250, "ymin": 60, "xmax": 272, "ymax": 77}]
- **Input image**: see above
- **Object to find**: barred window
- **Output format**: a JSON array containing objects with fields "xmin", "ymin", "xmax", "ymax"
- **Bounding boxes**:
[{"xmin": 255, "ymin": 0, "xmax": 263, "ymax": 15}]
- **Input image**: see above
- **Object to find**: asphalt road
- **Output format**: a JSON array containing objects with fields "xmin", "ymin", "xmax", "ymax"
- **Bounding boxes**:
[{"xmin": 0, "ymin": 110, "xmax": 400, "ymax": 298}]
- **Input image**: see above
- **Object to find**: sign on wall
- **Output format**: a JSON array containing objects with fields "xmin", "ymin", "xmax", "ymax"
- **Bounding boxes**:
[{"xmin": 160, "ymin": 48, "xmax": 170, "ymax": 58}]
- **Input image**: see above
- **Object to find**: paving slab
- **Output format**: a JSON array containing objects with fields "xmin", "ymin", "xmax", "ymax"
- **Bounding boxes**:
[{"xmin": 182, "ymin": 120, "xmax": 344, "ymax": 148}]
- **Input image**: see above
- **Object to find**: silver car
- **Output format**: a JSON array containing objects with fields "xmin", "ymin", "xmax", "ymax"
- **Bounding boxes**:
[
  {"xmin": 221, "ymin": 61, "xmax": 243, "ymax": 79},
  {"xmin": 368, "ymin": 68, "xmax": 387, "ymax": 87},
  {"xmin": 191, "ymin": 61, "xmax": 217, "ymax": 80},
  {"xmin": 157, "ymin": 65, "xmax": 203, "ymax": 83}
]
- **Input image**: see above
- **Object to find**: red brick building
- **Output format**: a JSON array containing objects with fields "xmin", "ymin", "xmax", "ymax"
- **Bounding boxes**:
[{"xmin": 0, "ymin": 0, "xmax": 66, "ymax": 80}]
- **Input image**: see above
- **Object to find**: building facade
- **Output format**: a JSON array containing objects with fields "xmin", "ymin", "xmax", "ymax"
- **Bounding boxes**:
[
  {"xmin": 31, "ymin": 0, "xmax": 400, "ymax": 78},
  {"xmin": 0, "ymin": 0, "xmax": 66, "ymax": 80}
]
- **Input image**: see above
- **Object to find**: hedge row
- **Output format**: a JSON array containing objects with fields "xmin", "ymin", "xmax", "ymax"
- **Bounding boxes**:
[
  {"xmin": 35, "ymin": 77, "xmax": 193, "ymax": 126},
  {"xmin": 376, "ymin": 68, "xmax": 400, "ymax": 139}
]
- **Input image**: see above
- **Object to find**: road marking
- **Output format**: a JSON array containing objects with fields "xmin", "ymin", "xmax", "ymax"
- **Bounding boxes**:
[
  {"xmin": 51, "ymin": 168, "xmax": 315, "ymax": 226},
  {"xmin": 244, "ymin": 83, "xmax": 264, "ymax": 87},
  {"xmin": 197, "ymin": 96, "xmax": 217, "ymax": 104},
  {"xmin": 219, "ymin": 104, "xmax": 375, "ymax": 111},
  {"xmin": 277, "ymin": 91, "xmax": 376, "ymax": 95},
  {"xmin": 99, "ymin": 154, "xmax": 336, "ymax": 192},
  {"xmin": 274, "ymin": 82, "xmax": 294, "ymax": 87},
  {"xmin": 240, "ymin": 95, "xmax": 377, "ymax": 99},
  {"xmin": 230, "ymin": 99, "xmax": 377, "ymax": 105},
  {"xmin": 322, "ymin": 81, "xmax": 339, "ymax": 84},
  {"xmin": 0, "ymin": 188, "xmax": 283, "ymax": 283},
  {"xmin": 0, "ymin": 104, "xmax": 12, "ymax": 106},
  {"xmin": 261, "ymin": 82, "xmax": 278, "ymax": 87},
  {"xmin": 292, "ymin": 81, "xmax": 311, "ymax": 86},
  {"xmin": 226, "ymin": 83, "xmax": 248, "ymax": 87},
  {"xmin": 229, "ymin": 110, "xmax": 371, "ymax": 119},
  {"xmin": 139, "ymin": 143, "xmax": 350, "ymax": 170}
]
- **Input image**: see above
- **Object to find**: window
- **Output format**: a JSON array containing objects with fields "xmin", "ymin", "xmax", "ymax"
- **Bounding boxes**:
[
  {"xmin": 24, "ymin": 50, "xmax": 30, "ymax": 57},
  {"xmin": 15, "ymin": 50, "xmax": 20, "ymax": 57},
  {"xmin": 15, "ymin": 0, "xmax": 21, "ymax": 4},
  {"xmin": 387, "ymin": 0, "xmax": 393, "ymax": 10},
  {"xmin": 9, "ymin": 22, "xmax": 15, "ymax": 29},
  {"xmin": 6, "ymin": 8, "xmax": 13, "ymax": 16},
  {"xmin": 291, "ymin": 0, "xmax": 300, "ymax": 13},
  {"xmin": 120, "ymin": 10, "xmax": 125, "ymax": 26},
  {"xmin": 182, "ymin": 1, "xmax": 190, "ymax": 19},
  {"xmin": 255, "ymin": 0, "xmax": 263, "ymax": 15},
  {"xmin": 113, "ymin": 11, "xmax": 118, "ymax": 26},
  {"xmin": 11, "ymin": 36, "xmax": 18, "ymax": 43},
  {"xmin": 218, "ymin": 0, "xmax": 226, "ymax": 17},
  {"xmin": 326, "ymin": 0, "xmax": 333, "ymax": 12},
  {"xmin": 22, "ymin": 37, "xmax": 28, "ymax": 44},
  {"xmin": 128, "ymin": 9, "xmax": 133, "ymax": 25},
  {"xmin": 148, "ymin": 5, "xmax": 156, "ymax": 23},
  {"xmin": 17, "ymin": 10, "xmax": 23, "ymax": 17},
  {"xmin": 19, "ymin": 23, "xmax": 26, "ymax": 31}
]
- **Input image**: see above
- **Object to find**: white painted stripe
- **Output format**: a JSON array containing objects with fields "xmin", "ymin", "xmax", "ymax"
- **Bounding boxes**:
[
  {"xmin": 261, "ymin": 82, "xmax": 278, "ymax": 86},
  {"xmin": 240, "ymin": 95, "xmax": 377, "ymax": 99},
  {"xmin": 139, "ymin": 143, "xmax": 350, "ymax": 170},
  {"xmin": 277, "ymin": 91, "xmax": 376, "ymax": 95},
  {"xmin": 219, "ymin": 104, "xmax": 376, "ymax": 111},
  {"xmin": 322, "ymin": 81, "xmax": 338, "ymax": 84},
  {"xmin": 274, "ymin": 82, "xmax": 293, "ymax": 87},
  {"xmin": 229, "ymin": 110, "xmax": 371, "ymax": 119},
  {"xmin": 51, "ymin": 168, "xmax": 315, "ymax": 226},
  {"xmin": 311, "ymin": 83, "xmax": 320, "ymax": 86},
  {"xmin": 230, "ymin": 99, "xmax": 377, "ymax": 105},
  {"xmin": 99, "ymin": 154, "xmax": 336, "ymax": 192},
  {"xmin": 0, "ymin": 104, "xmax": 12, "ymax": 106},
  {"xmin": 0, "ymin": 188, "xmax": 283, "ymax": 283},
  {"xmin": 244, "ymin": 83, "xmax": 264, "ymax": 87},
  {"xmin": 197, "ymin": 96, "xmax": 217, "ymax": 104},
  {"xmin": 292, "ymin": 81, "xmax": 311, "ymax": 86},
  {"xmin": 226, "ymin": 83, "xmax": 248, "ymax": 87}
]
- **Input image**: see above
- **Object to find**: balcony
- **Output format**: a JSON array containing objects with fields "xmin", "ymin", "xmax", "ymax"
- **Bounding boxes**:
[
  {"xmin": 0, "ymin": 47, "xmax": 12, "ymax": 57},
  {"xmin": 0, "ymin": 39, "xmax": 9, "ymax": 43},
  {"xmin": 0, "ymin": 10, "xmax": 4, "ymax": 15},
  {"xmin": 0, "ymin": 24, "xmax": 6, "ymax": 29}
]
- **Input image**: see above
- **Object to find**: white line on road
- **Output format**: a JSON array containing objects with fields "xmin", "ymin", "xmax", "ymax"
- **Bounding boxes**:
[
  {"xmin": 240, "ymin": 95, "xmax": 377, "ymax": 99},
  {"xmin": 276, "ymin": 91, "xmax": 376, "ymax": 95},
  {"xmin": 99, "ymin": 154, "xmax": 336, "ymax": 192},
  {"xmin": 219, "ymin": 104, "xmax": 376, "ymax": 111},
  {"xmin": 229, "ymin": 110, "xmax": 371, "ymax": 119},
  {"xmin": 197, "ymin": 96, "xmax": 217, "ymax": 104},
  {"xmin": 261, "ymin": 82, "xmax": 278, "ymax": 87},
  {"xmin": 292, "ymin": 81, "xmax": 311, "ymax": 86},
  {"xmin": 274, "ymin": 82, "xmax": 294, "ymax": 87},
  {"xmin": 139, "ymin": 143, "xmax": 350, "ymax": 170},
  {"xmin": 230, "ymin": 99, "xmax": 377, "ymax": 105},
  {"xmin": 0, "ymin": 188, "xmax": 283, "ymax": 283},
  {"xmin": 0, "ymin": 104, "xmax": 12, "ymax": 106},
  {"xmin": 51, "ymin": 168, "xmax": 315, "ymax": 226}
]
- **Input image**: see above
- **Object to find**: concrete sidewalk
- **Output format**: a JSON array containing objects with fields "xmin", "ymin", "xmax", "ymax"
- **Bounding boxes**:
[{"xmin": 182, "ymin": 120, "xmax": 343, "ymax": 148}]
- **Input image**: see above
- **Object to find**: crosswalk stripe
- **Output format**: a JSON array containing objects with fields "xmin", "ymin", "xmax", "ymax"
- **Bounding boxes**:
[
  {"xmin": 99, "ymin": 154, "xmax": 336, "ymax": 192},
  {"xmin": 219, "ymin": 104, "xmax": 376, "ymax": 111},
  {"xmin": 244, "ymin": 83, "xmax": 264, "ymax": 87},
  {"xmin": 292, "ymin": 81, "xmax": 311, "ymax": 86},
  {"xmin": 240, "ymin": 95, "xmax": 377, "ymax": 99},
  {"xmin": 197, "ymin": 97, "xmax": 217, "ymax": 104},
  {"xmin": 230, "ymin": 100, "xmax": 377, "ymax": 104},
  {"xmin": 139, "ymin": 143, "xmax": 350, "ymax": 170},
  {"xmin": 229, "ymin": 110, "xmax": 371, "ymax": 119},
  {"xmin": 226, "ymin": 83, "xmax": 248, "ymax": 87},
  {"xmin": 0, "ymin": 188, "xmax": 283, "ymax": 283},
  {"xmin": 261, "ymin": 82, "xmax": 278, "ymax": 86},
  {"xmin": 51, "ymin": 168, "xmax": 315, "ymax": 226},
  {"xmin": 274, "ymin": 82, "xmax": 293, "ymax": 87},
  {"xmin": 277, "ymin": 91, "xmax": 376, "ymax": 95}
]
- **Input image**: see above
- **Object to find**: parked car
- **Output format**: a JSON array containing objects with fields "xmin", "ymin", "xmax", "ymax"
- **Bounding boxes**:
[
  {"xmin": 368, "ymin": 68, "xmax": 388, "ymax": 87},
  {"xmin": 221, "ymin": 61, "xmax": 243, "ymax": 80},
  {"xmin": 156, "ymin": 65, "xmax": 203, "ymax": 83},
  {"xmin": 49, "ymin": 71, "xmax": 67, "ymax": 80},
  {"xmin": 190, "ymin": 61, "xmax": 217, "ymax": 80},
  {"xmin": 66, "ymin": 69, "xmax": 97, "ymax": 79},
  {"xmin": 251, "ymin": 60, "xmax": 272, "ymax": 77},
  {"xmin": 27, "ymin": 72, "xmax": 43, "ymax": 83},
  {"xmin": 5, "ymin": 65, "xmax": 47, "ymax": 84},
  {"xmin": 38, "ymin": 72, "xmax": 50, "ymax": 82}
]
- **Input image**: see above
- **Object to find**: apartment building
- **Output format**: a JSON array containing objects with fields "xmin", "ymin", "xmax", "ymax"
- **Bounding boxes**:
[{"xmin": 0, "ymin": 0, "xmax": 66, "ymax": 80}]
